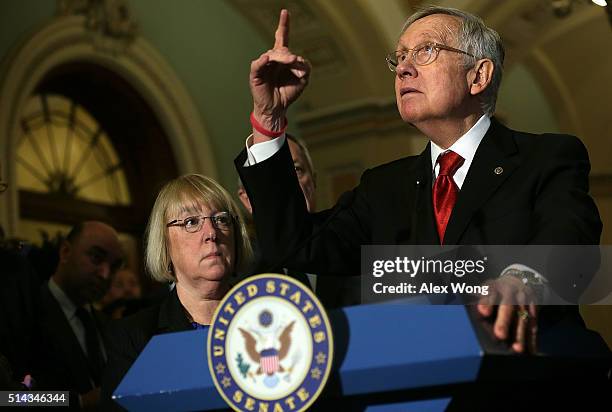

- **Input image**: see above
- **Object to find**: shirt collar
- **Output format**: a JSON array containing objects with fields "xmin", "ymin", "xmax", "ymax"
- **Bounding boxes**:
[{"xmin": 430, "ymin": 114, "xmax": 491, "ymax": 171}]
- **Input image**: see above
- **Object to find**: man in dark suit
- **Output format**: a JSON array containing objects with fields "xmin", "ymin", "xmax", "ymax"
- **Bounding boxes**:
[
  {"xmin": 0, "ymin": 245, "xmax": 41, "ymax": 389},
  {"xmin": 235, "ymin": 6, "xmax": 604, "ymax": 355},
  {"xmin": 38, "ymin": 221, "xmax": 123, "ymax": 409},
  {"xmin": 238, "ymin": 133, "xmax": 361, "ymax": 307},
  {"xmin": 0, "ymin": 166, "xmax": 42, "ymax": 389}
]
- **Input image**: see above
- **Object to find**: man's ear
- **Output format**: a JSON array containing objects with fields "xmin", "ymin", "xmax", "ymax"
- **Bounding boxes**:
[
  {"xmin": 237, "ymin": 187, "xmax": 253, "ymax": 215},
  {"xmin": 59, "ymin": 240, "xmax": 71, "ymax": 264},
  {"xmin": 469, "ymin": 59, "xmax": 494, "ymax": 96}
]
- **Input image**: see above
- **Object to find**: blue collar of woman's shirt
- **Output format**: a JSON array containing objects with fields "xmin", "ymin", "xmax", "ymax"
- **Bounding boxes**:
[{"xmin": 191, "ymin": 321, "xmax": 207, "ymax": 330}]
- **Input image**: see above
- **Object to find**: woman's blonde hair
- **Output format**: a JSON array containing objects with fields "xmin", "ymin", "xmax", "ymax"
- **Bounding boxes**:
[{"xmin": 145, "ymin": 174, "xmax": 253, "ymax": 282}]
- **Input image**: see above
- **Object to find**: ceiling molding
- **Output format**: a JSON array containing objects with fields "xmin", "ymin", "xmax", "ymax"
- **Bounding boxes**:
[
  {"xmin": 227, "ymin": 0, "xmax": 392, "ymax": 112},
  {"xmin": 537, "ymin": 2, "xmax": 606, "ymax": 46},
  {"xmin": 227, "ymin": 0, "xmax": 348, "ymax": 75},
  {"xmin": 57, "ymin": 0, "xmax": 138, "ymax": 45}
]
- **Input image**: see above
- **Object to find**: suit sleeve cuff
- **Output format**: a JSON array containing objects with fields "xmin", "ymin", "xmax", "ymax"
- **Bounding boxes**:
[{"xmin": 244, "ymin": 134, "xmax": 286, "ymax": 166}]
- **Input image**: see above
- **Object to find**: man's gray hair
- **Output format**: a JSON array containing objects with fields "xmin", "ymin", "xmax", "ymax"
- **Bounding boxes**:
[{"xmin": 401, "ymin": 6, "xmax": 505, "ymax": 117}]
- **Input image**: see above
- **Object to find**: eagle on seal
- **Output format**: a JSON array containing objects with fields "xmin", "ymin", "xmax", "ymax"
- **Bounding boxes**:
[{"xmin": 239, "ymin": 320, "xmax": 295, "ymax": 375}]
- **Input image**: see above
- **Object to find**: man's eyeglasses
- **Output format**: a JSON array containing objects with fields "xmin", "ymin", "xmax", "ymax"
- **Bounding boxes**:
[
  {"xmin": 386, "ymin": 42, "xmax": 475, "ymax": 72},
  {"xmin": 166, "ymin": 211, "xmax": 234, "ymax": 233}
]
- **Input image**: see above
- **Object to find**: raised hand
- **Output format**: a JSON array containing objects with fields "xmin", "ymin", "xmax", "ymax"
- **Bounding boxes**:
[{"xmin": 249, "ymin": 9, "xmax": 311, "ymax": 141}]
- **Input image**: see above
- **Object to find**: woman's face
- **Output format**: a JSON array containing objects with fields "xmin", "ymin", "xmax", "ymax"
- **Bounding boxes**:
[
  {"xmin": 99, "ymin": 268, "xmax": 141, "ymax": 306},
  {"xmin": 167, "ymin": 203, "xmax": 236, "ymax": 296},
  {"xmin": 109, "ymin": 269, "xmax": 141, "ymax": 300}
]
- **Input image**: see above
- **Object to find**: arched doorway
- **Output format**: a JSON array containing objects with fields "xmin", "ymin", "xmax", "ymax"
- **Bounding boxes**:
[
  {"xmin": 0, "ymin": 13, "xmax": 218, "ymax": 238},
  {"xmin": 18, "ymin": 62, "xmax": 179, "ymax": 235},
  {"xmin": 0, "ymin": 12, "xmax": 218, "ymax": 292}
]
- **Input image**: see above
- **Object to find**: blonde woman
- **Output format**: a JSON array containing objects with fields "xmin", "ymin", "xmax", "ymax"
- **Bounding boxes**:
[{"xmin": 102, "ymin": 174, "xmax": 252, "ymax": 410}]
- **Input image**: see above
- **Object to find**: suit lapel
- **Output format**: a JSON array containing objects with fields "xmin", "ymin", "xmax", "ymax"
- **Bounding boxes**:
[
  {"xmin": 409, "ymin": 145, "xmax": 439, "ymax": 244},
  {"xmin": 40, "ymin": 285, "xmax": 93, "ymax": 390},
  {"xmin": 443, "ymin": 119, "xmax": 519, "ymax": 245}
]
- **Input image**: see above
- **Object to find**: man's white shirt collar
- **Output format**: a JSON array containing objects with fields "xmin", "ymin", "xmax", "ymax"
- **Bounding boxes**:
[
  {"xmin": 48, "ymin": 277, "xmax": 105, "ymax": 380},
  {"xmin": 48, "ymin": 277, "xmax": 79, "ymax": 320},
  {"xmin": 430, "ymin": 114, "xmax": 491, "ymax": 189}
]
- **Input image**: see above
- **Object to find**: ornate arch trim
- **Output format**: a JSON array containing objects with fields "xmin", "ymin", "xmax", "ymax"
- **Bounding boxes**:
[{"xmin": 0, "ymin": 15, "xmax": 217, "ymax": 235}]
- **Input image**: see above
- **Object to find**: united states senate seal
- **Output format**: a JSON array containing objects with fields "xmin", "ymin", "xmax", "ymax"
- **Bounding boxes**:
[{"xmin": 208, "ymin": 274, "xmax": 333, "ymax": 412}]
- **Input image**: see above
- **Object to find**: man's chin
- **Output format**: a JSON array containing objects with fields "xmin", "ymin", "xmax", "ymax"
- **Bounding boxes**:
[
  {"xmin": 398, "ymin": 108, "xmax": 419, "ymax": 123},
  {"xmin": 399, "ymin": 111, "xmax": 426, "ymax": 129}
]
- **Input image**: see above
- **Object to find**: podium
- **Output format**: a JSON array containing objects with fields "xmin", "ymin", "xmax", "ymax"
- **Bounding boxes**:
[{"xmin": 113, "ymin": 303, "xmax": 611, "ymax": 411}]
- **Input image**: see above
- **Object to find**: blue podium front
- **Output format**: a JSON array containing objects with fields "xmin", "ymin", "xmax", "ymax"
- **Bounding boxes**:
[
  {"xmin": 113, "ymin": 303, "xmax": 610, "ymax": 411},
  {"xmin": 113, "ymin": 304, "xmax": 482, "ymax": 411}
]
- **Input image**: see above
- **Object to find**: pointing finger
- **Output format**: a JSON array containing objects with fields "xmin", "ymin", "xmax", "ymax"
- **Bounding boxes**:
[{"xmin": 274, "ymin": 9, "xmax": 290, "ymax": 49}]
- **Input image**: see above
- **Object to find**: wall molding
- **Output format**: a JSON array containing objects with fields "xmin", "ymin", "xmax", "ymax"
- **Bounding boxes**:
[
  {"xmin": 296, "ymin": 98, "xmax": 419, "ymax": 145},
  {"xmin": 0, "ymin": 14, "xmax": 216, "ymax": 236}
]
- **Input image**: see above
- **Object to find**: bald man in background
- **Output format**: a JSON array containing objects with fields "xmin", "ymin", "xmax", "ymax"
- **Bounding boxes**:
[{"xmin": 38, "ymin": 221, "xmax": 123, "ymax": 410}]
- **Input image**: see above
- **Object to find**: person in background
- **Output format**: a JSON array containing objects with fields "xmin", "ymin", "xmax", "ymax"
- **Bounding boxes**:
[
  {"xmin": 238, "ymin": 133, "xmax": 359, "ymax": 308},
  {"xmin": 237, "ymin": 133, "xmax": 316, "ymax": 290},
  {"xmin": 38, "ymin": 221, "xmax": 124, "ymax": 410},
  {"xmin": 0, "ymin": 159, "xmax": 41, "ymax": 391},
  {"xmin": 101, "ymin": 174, "xmax": 252, "ymax": 411},
  {"xmin": 238, "ymin": 133, "xmax": 317, "ymax": 215},
  {"xmin": 97, "ymin": 267, "xmax": 142, "ymax": 319}
]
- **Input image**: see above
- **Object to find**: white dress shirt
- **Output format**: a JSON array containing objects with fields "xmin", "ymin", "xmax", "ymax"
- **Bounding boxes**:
[
  {"xmin": 430, "ymin": 114, "xmax": 491, "ymax": 188},
  {"xmin": 245, "ymin": 133, "xmax": 287, "ymax": 166},
  {"xmin": 245, "ymin": 115, "xmax": 492, "ymax": 178}
]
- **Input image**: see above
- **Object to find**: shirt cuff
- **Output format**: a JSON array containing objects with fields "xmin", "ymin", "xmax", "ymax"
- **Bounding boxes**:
[
  {"xmin": 500, "ymin": 263, "xmax": 549, "ymax": 303},
  {"xmin": 244, "ymin": 133, "xmax": 286, "ymax": 166},
  {"xmin": 500, "ymin": 263, "xmax": 547, "ymax": 282}
]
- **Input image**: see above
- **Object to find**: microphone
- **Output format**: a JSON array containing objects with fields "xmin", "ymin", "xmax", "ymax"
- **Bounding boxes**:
[{"xmin": 269, "ymin": 190, "xmax": 356, "ymax": 274}]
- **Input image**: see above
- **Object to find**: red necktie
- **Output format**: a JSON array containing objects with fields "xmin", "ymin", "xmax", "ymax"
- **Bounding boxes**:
[{"xmin": 433, "ymin": 150, "xmax": 464, "ymax": 244}]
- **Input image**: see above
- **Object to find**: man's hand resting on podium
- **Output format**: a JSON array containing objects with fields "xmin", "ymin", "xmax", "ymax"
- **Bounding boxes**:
[{"xmin": 477, "ymin": 275, "xmax": 539, "ymax": 354}]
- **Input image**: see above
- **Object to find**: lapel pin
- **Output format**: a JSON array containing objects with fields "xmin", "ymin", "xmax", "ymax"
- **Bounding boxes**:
[{"xmin": 494, "ymin": 167, "xmax": 503, "ymax": 175}]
